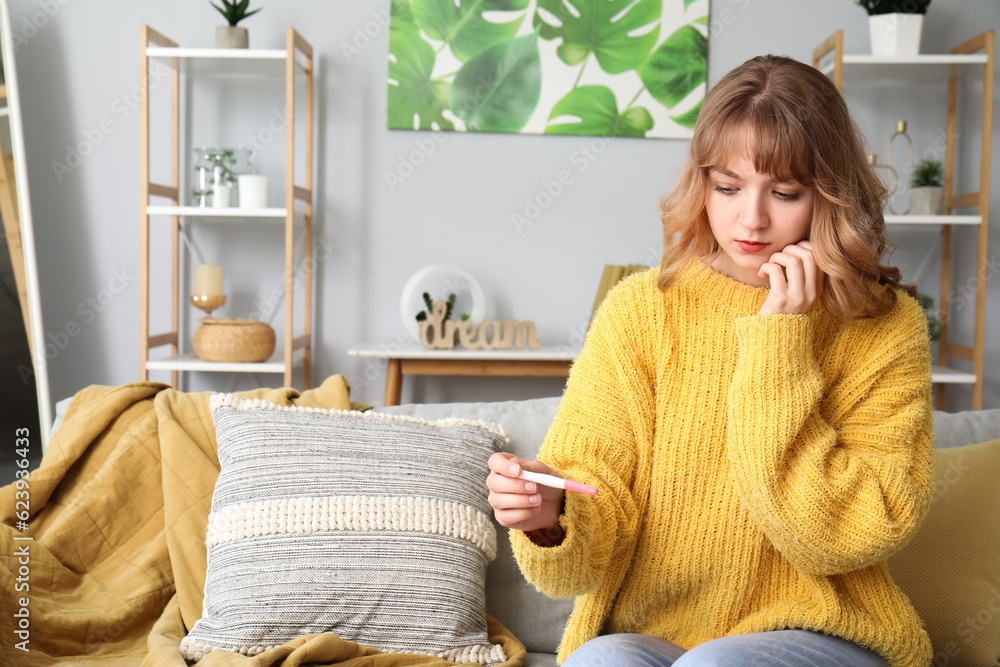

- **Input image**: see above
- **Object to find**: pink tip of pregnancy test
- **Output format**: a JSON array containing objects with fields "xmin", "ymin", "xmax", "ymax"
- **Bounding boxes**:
[{"xmin": 564, "ymin": 480, "xmax": 599, "ymax": 496}]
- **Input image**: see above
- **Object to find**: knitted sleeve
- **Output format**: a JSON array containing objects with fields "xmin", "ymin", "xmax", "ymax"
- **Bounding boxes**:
[
  {"xmin": 725, "ymin": 293, "xmax": 934, "ymax": 576},
  {"xmin": 510, "ymin": 273, "xmax": 658, "ymax": 598}
]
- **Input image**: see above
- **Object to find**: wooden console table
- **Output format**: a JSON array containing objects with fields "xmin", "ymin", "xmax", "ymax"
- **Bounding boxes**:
[{"xmin": 347, "ymin": 344, "xmax": 580, "ymax": 406}]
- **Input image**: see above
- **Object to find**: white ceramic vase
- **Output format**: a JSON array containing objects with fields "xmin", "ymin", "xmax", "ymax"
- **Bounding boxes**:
[{"xmin": 869, "ymin": 13, "xmax": 924, "ymax": 57}]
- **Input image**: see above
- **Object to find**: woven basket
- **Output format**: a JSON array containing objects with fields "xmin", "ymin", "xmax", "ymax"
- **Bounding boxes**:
[{"xmin": 192, "ymin": 318, "xmax": 276, "ymax": 363}]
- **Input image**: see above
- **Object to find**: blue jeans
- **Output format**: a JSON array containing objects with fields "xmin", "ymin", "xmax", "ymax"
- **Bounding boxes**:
[{"xmin": 561, "ymin": 630, "xmax": 889, "ymax": 666}]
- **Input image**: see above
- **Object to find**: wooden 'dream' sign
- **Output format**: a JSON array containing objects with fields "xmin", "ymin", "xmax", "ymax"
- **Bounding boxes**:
[{"xmin": 419, "ymin": 299, "xmax": 542, "ymax": 351}]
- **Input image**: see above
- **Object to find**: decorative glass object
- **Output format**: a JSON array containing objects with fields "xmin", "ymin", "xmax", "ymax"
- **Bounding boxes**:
[
  {"xmin": 193, "ymin": 147, "xmax": 252, "ymax": 207},
  {"xmin": 867, "ymin": 153, "xmax": 899, "ymax": 203},
  {"xmin": 887, "ymin": 120, "xmax": 914, "ymax": 215}
]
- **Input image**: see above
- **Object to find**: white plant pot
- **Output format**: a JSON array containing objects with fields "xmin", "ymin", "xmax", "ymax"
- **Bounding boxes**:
[
  {"xmin": 909, "ymin": 186, "xmax": 943, "ymax": 216},
  {"xmin": 238, "ymin": 175, "xmax": 269, "ymax": 209},
  {"xmin": 212, "ymin": 183, "xmax": 233, "ymax": 208},
  {"xmin": 216, "ymin": 26, "xmax": 249, "ymax": 49},
  {"xmin": 869, "ymin": 14, "xmax": 924, "ymax": 57}
]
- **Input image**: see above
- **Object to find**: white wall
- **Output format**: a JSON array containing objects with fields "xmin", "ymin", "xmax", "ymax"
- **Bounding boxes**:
[{"xmin": 8, "ymin": 0, "xmax": 1000, "ymax": 412}]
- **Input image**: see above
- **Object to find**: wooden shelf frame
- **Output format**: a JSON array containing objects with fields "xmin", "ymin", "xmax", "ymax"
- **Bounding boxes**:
[
  {"xmin": 813, "ymin": 30, "xmax": 994, "ymax": 410},
  {"xmin": 139, "ymin": 25, "xmax": 314, "ymax": 389}
]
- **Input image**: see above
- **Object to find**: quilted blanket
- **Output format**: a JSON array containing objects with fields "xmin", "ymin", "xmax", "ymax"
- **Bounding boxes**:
[{"xmin": 0, "ymin": 377, "xmax": 525, "ymax": 666}]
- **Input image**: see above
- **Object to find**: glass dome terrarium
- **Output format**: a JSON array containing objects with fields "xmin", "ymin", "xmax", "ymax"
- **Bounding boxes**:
[{"xmin": 192, "ymin": 147, "xmax": 252, "ymax": 207}]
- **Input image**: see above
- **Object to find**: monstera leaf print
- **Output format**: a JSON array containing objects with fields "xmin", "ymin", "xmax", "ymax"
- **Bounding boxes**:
[
  {"xmin": 388, "ymin": 7, "xmax": 454, "ymax": 130},
  {"xmin": 545, "ymin": 86, "xmax": 653, "ymax": 137},
  {"xmin": 386, "ymin": 0, "xmax": 708, "ymax": 137},
  {"xmin": 533, "ymin": 0, "xmax": 662, "ymax": 74},
  {"xmin": 637, "ymin": 24, "xmax": 707, "ymax": 110},
  {"xmin": 451, "ymin": 32, "xmax": 542, "ymax": 133},
  {"xmin": 412, "ymin": 0, "xmax": 531, "ymax": 63},
  {"xmin": 670, "ymin": 98, "xmax": 702, "ymax": 130}
]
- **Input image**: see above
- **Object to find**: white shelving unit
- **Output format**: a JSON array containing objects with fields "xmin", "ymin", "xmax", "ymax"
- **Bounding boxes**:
[
  {"xmin": 813, "ymin": 30, "xmax": 994, "ymax": 410},
  {"xmin": 139, "ymin": 25, "xmax": 315, "ymax": 389}
]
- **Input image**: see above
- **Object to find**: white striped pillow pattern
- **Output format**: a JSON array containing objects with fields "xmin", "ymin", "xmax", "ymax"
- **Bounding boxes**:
[{"xmin": 179, "ymin": 394, "xmax": 510, "ymax": 664}]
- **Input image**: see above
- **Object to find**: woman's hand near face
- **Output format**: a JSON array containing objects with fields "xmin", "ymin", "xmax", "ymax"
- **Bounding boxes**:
[
  {"xmin": 487, "ymin": 452, "xmax": 564, "ymax": 532},
  {"xmin": 757, "ymin": 240, "xmax": 825, "ymax": 315}
]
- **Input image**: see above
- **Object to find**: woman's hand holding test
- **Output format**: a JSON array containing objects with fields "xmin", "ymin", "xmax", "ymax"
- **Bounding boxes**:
[
  {"xmin": 758, "ymin": 240, "xmax": 825, "ymax": 315},
  {"xmin": 487, "ymin": 452, "xmax": 564, "ymax": 532}
]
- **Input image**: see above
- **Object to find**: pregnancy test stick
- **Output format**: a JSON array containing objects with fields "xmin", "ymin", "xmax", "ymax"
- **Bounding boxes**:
[{"xmin": 518, "ymin": 470, "xmax": 598, "ymax": 496}]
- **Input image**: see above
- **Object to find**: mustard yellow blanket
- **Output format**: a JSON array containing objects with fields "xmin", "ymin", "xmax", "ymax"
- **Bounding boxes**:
[{"xmin": 0, "ymin": 377, "xmax": 524, "ymax": 666}]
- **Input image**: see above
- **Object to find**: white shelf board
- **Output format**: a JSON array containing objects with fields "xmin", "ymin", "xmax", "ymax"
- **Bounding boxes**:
[
  {"xmin": 885, "ymin": 214, "xmax": 982, "ymax": 226},
  {"xmin": 145, "ymin": 47, "xmax": 307, "ymax": 76},
  {"xmin": 348, "ymin": 343, "xmax": 582, "ymax": 361},
  {"xmin": 147, "ymin": 47, "xmax": 289, "ymax": 60},
  {"xmin": 931, "ymin": 365, "xmax": 977, "ymax": 384},
  {"xmin": 146, "ymin": 350, "xmax": 305, "ymax": 374},
  {"xmin": 147, "ymin": 205, "xmax": 292, "ymax": 218},
  {"xmin": 820, "ymin": 54, "xmax": 989, "ymax": 82}
]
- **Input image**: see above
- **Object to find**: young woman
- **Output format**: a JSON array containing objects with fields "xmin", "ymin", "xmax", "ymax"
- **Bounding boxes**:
[{"xmin": 487, "ymin": 55, "xmax": 934, "ymax": 667}]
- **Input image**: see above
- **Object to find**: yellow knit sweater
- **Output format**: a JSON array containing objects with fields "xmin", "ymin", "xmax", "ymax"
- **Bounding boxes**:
[{"xmin": 511, "ymin": 260, "xmax": 934, "ymax": 667}]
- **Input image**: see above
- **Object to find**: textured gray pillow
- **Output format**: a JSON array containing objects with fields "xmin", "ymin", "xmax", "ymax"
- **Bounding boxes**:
[{"xmin": 180, "ymin": 394, "xmax": 510, "ymax": 664}]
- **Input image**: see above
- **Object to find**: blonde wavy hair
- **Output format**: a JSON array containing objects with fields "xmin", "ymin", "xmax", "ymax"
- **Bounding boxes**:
[{"xmin": 656, "ymin": 54, "xmax": 916, "ymax": 321}]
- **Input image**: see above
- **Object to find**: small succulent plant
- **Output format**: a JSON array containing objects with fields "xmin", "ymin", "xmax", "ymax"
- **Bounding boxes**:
[
  {"xmin": 911, "ymin": 158, "xmax": 944, "ymax": 188},
  {"xmin": 212, "ymin": 0, "xmax": 262, "ymax": 27},
  {"xmin": 415, "ymin": 293, "xmax": 470, "ymax": 322}
]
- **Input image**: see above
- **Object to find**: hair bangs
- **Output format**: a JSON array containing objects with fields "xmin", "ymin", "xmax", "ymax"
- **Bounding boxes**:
[{"xmin": 697, "ymin": 108, "xmax": 814, "ymax": 187}]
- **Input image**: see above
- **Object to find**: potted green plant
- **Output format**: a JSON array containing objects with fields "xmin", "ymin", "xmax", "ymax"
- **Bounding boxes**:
[
  {"xmin": 856, "ymin": 0, "xmax": 931, "ymax": 56},
  {"xmin": 919, "ymin": 293, "xmax": 942, "ymax": 342},
  {"xmin": 415, "ymin": 293, "xmax": 471, "ymax": 323},
  {"xmin": 909, "ymin": 158, "xmax": 944, "ymax": 216},
  {"xmin": 212, "ymin": 0, "xmax": 262, "ymax": 49}
]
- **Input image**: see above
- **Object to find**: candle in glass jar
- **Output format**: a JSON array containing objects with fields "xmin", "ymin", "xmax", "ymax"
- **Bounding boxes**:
[{"xmin": 193, "ymin": 264, "xmax": 223, "ymax": 297}]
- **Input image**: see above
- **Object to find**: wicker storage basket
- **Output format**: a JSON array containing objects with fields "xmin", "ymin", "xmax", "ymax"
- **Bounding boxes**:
[{"xmin": 192, "ymin": 318, "xmax": 276, "ymax": 363}]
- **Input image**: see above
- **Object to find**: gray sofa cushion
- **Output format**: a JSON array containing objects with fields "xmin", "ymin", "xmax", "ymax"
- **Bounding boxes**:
[
  {"xmin": 932, "ymin": 409, "xmax": 1000, "ymax": 448},
  {"xmin": 183, "ymin": 394, "xmax": 509, "ymax": 664},
  {"xmin": 381, "ymin": 398, "xmax": 572, "ymax": 658}
]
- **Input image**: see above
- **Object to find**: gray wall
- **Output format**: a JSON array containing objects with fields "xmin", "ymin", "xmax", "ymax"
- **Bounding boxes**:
[{"xmin": 7, "ymin": 0, "xmax": 1000, "ymax": 414}]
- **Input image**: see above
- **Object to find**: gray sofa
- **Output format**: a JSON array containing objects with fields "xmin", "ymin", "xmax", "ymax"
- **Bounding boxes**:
[
  {"xmin": 45, "ymin": 394, "xmax": 1000, "ymax": 664},
  {"xmin": 383, "ymin": 397, "xmax": 1000, "ymax": 666}
]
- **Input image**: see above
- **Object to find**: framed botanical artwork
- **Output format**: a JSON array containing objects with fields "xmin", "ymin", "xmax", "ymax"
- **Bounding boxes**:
[{"xmin": 387, "ymin": 0, "xmax": 709, "ymax": 139}]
